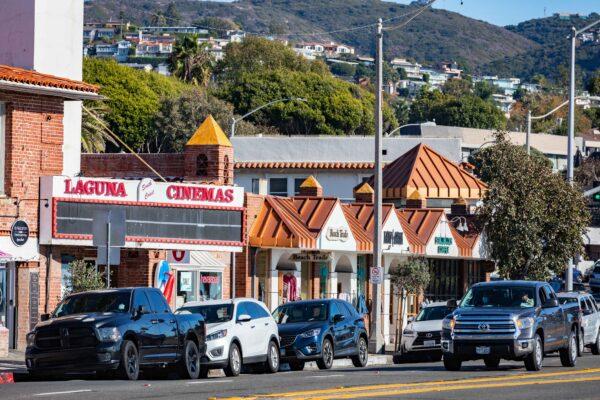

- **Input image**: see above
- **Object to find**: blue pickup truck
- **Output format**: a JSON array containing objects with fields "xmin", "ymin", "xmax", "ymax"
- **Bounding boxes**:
[
  {"xmin": 441, "ymin": 281, "xmax": 580, "ymax": 371},
  {"xmin": 26, "ymin": 287, "xmax": 206, "ymax": 380}
]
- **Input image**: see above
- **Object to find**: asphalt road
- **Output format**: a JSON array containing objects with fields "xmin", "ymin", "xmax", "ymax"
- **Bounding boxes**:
[{"xmin": 2, "ymin": 353, "xmax": 600, "ymax": 400}]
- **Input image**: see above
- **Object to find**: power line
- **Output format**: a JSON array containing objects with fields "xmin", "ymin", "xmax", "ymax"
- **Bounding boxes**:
[{"xmin": 384, "ymin": 0, "xmax": 435, "ymax": 31}]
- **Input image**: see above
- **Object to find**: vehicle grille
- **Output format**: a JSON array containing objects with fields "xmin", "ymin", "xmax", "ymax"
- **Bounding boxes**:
[
  {"xmin": 280, "ymin": 335, "xmax": 297, "ymax": 348},
  {"xmin": 413, "ymin": 331, "xmax": 441, "ymax": 346},
  {"xmin": 454, "ymin": 314, "xmax": 516, "ymax": 335},
  {"xmin": 35, "ymin": 326, "xmax": 97, "ymax": 350}
]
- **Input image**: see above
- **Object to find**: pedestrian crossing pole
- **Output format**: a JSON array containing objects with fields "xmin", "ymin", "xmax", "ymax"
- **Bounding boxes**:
[{"xmin": 369, "ymin": 17, "xmax": 385, "ymax": 354}]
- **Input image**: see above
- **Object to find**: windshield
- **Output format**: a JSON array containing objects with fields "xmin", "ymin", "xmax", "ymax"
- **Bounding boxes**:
[
  {"xmin": 53, "ymin": 291, "xmax": 131, "ymax": 317},
  {"xmin": 273, "ymin": 302, "xmax": 328, "ymax": 324},
  {"xmin": 558, "ymin": 297, "xmax": 578, "ymax": 305},
  {"xmin": 594, "ymin": 267, "xmax": 600, "ymax": 274},
  {"xmin": 177, "ymin": 304, "xmax": 233, "ymax": 323},
  {"xmin": 416, "ymin": 306, "xmax": 454, "ymax": 321},
  {"xmin": 460, "ymin": 286, "xmax": 537, "ymax": 308}
]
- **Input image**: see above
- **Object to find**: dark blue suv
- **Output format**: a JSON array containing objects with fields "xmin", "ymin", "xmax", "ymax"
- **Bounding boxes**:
[{"xmin": 273, "ymin": 299, "xmax": 368, "ymax": 371}]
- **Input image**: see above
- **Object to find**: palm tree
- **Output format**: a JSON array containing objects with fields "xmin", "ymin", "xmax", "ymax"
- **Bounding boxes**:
[
  {"xmin": 81, "ymin": 101, "xmax": 117, "ymax": 153},
  {"xmin": 168, "ymin": 35, "xmax": 214, "ymax": 86}
]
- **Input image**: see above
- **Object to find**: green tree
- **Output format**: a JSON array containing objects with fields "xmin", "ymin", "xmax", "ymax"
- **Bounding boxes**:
[
  {"xmin": 329, "ymin": 62, "xmax": 356, "ymax": 78},
  {"xmin": 389, "ymin": 257, "xmax": 430, "ymax": 352},
  {"xmin": 215, "ymin": 36, "xmax": 328, "ymax": 82},
  {"xmin": 152, "ymin": 88, "xmax": 268, "ymax": 152},
  {"xmin": 81, "ymin": 100, "xmax": 116, "ymax": 153},
  {"xmin": 478, "ymin": 133, "xmax": 589, "ymax": 280},
  {"xmin": 164, "ymin": 2, "xmax": 181, "ymax": 25},
  {"xmin": 218, "ymin": 69, "xmax": 398, "ymax": 136},
  {"xmin": 468, "ymin": 143, "xmax": 552, "ymax": 182},
  {"xmin": 587, "ymin": 71, "xmax": 600, "ymax": 96},
  {"xmin": 169, "ymin": 35, "xmax": 214, "ymax": 86},
  {"xmin": 150, "ymin": 11, "xmax": 166, "ymax": 27},
  {"xmin": 473, "ymin": 81, "xmax": 496, "ymax": 101},
  {"xmin": 65, "ymin": 260, "xmax": 106, "ymax": 296},
  {"xmin": 83, "ymin": 58, "xmax": 187, "ymax": 151},
  {"xmin": 442, "ymin": 78, "xmax": 471, "ymax": 97}
]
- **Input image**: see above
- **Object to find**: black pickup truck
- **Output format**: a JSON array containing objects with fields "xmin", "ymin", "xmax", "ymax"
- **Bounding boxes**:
[
  {"xmin": 441, "ymin": 280, "xmax": 580, "ymax": 371},
  {"xmin": 25, "ymin": 287, "xmax": 206, "ymax": 380}
]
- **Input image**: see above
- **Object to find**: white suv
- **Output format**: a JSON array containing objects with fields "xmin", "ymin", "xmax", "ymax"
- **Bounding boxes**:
[{"xmin": 177, "ymin": 298, "xmax": 280, "ymax": 377}]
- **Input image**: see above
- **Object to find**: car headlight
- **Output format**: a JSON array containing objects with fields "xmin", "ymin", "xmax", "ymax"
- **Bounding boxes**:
[
  {"xmin": 98, "ymin": 327, "xmax": 122, "ymax": 342},
  {"xmin": 299, "ymin": 328, "xmax": 321, "ymax": 338},
  {"xmin": 516, "ymin": 317, "xmax": 534, "ymax": 330},
  {"xmin": 442, "ymin": 317, "xmax": 455, "ymax": 331},
  {"xmin": 26, "ymin": 332, "xmax": 36, "ymax": 347},
  {"xmin": 402, "ymin": 329, "xmax": 415, "ymax": 335},
  {"xmin": 206, "ymin": 329, "xmax": 228, "ymax": 341}
]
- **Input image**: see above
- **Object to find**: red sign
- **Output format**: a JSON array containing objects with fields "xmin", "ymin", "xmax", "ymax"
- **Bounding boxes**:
[
  {"xmin": 201, "ymin": 275, "xmax": 220, "ymax": 284},
  {"xmin": 171, "ymin": 250, "xmax": 186, "ymax": 262},
  {"xmin": 166, "ymin": 185, "xmax": 234, "ymax": 203},
  {"xmin": 64, "ymin": 178, "xmax": 127, "ymax": 197}
]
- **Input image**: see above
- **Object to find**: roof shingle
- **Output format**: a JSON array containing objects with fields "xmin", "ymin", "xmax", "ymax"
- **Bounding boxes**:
[{"xmin": 0, "ymin": 65, "xmax": 99, "ymax": 94}]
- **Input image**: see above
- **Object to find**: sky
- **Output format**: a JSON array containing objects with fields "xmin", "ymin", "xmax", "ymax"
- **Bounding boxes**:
[{"xmin": 392, "ymin": 0, "xmax": 599, "ymax": 26}]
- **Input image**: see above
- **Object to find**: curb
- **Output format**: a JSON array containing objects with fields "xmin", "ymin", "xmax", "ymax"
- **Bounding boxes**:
[{"xmin": 0, "ymin": 372, "xmax": 14, "ymax": 384}]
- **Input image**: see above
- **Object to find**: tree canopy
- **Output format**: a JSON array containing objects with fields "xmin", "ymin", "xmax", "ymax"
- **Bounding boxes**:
[
  {"xmin": 168, "ymin": 35, "xmax": 214, "ymax": 86},
  {"xmin": 477, "ymin": 133, "xmax": 589, "ymax": 280}
]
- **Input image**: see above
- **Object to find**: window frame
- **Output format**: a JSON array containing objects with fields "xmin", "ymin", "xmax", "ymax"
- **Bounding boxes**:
[{"xmin": 268, "ymin": 178, "xmax": 288, "ymax": 196}]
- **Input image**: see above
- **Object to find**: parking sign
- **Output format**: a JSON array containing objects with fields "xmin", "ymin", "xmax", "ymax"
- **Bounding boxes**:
[{"xmin": 370, "ymin": 266, "xmax": 383, "ymax": 284}]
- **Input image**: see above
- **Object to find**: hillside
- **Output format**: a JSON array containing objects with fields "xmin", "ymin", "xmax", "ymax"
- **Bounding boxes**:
[
  {"xmin": 479, "ymin": 13, "xmax": 600, "ymax": 82},
  {"xmin": 84, "ymin": 0, "xmax": 537, "ymax": 71}
]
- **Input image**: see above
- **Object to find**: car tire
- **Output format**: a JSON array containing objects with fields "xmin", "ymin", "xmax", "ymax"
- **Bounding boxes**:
[
  {"xmin": 443, "ymin": 355, "xmax": 462, "ymax": 371},
  {"xmin": 289, "ymin": 360, "xmax": 305, "ymax": 371},
  {"xmin": 484, "ymin": 356, "xmax": 501, "ymax": 369},
  {"xmin": 578, "ymin": 329, "xmax": 585, "ymax": 357},
  {"xmin": 351, "ymin": 336, "xmax": 368, "ymax": 368},
  {"xmin": 560, "ymin": 330, "xmax": 578, "ymax": 367},
  {"xmin": 264, "ymin": 340, "xmax": 280, "ymax": 374},
  {"xmin": 179, "ymin": 339, "xmax": 201, "ymax": 379},
  {"xmin": 119, "ymin": 340, "xmax": 140, "ymax": 381},
  {"xmin": 591, "ymin": 330, "xmax": 600, "ymax": 355},
  {"xmin": 317, "ymin": 338, "xmax": 334, "ymax": 370},
  {"xmin": 224, "ymin": 343, "xmax": 242, "ymax": 377},
  {"xmin": 392, "ymin": 354, "xmax": 403, "ymax": 364},
  {"xmin": 524, "ymin": 334, "xmax": 543, "ymax": 371}
]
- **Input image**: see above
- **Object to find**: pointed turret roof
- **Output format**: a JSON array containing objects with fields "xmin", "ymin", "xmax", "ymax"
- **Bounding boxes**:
[
  {"xmin": 300, "ymin": 175, "xmax": 322, "ymax": 189},
  {"xmin": 186, "ymin": 115, "xmax": 232, "ymax": 147}
]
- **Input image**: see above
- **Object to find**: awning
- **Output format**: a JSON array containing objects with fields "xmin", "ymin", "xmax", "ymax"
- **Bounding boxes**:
[{"xmin": 170, "ymin": 251, "xmax": 227, "ymax": 270}]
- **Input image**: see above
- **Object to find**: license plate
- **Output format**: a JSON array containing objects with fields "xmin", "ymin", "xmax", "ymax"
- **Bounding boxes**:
[
  {"xmin": 476, "ymin": 346, "xmax": 491, "ymax": 355},
  {"xmin": 424, "ymin": 340, "xmax": 436, "ymax": 347}
]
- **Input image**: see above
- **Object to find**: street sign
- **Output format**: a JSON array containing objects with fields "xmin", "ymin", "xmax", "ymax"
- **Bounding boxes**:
[
  {"xmin": 92, "ymin": 209, "xmax": 126, "ymax": 247},
  {"xmin": 96, "ymin": 246, "xmax": 121, "ymax": 266},
  {"xmin": 10, "ymin": 220, "xmax": 29, "ymax": 246},
  {"xmin": 370, "ymin": 266, "xmax": 383, "ymax": 285}
]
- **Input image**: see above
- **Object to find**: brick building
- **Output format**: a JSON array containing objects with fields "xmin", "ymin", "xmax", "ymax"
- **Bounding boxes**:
[{"xmin": 0, "ymin": 65, "xmax": 100, "ymax": 349}]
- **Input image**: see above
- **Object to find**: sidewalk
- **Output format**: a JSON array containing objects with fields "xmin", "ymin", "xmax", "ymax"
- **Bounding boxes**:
[{"xmin": 0, "ymin": 350, "xmax": 25, "ymax": 384}]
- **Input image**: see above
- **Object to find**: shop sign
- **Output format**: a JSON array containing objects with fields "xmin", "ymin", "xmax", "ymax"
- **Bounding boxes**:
[
  {"xmin": 325, "ymin": 227, "xmax": 349, "ymax": 242},
  {"xmin": 435, "ymin": 236, "xmax": 453, "ymax": 254},
  {"xmin": 10, "ymin": 220, "xmax": 29, "ymax": 246},
  {"xmin": 167, "ymin": 250, "xmax": 190, "ymax": 264},
  {"xmin": 64, "ymin": 178, "xmax": 127, "ymax": 197},
  {"xmin": 290, "ymin": 251, "xmax": 332, "ymax": 262},
  {"xmin": 201, "ymin": 274, "xmax": 220, "ymax": 284},
  {"xmin": 137, "ymin": 178, "xmax": 156, "ymax": 201},
  {"xmin": 370, "ymin": 266, "xmax": 383, "ymax": 285},
  {"xmin": 166, "ymin": 185, "xmax": 235, "ymax": 203},
  {"xmin": 383, "ymin": 231, "xmax": 403, "ymax": 245}
]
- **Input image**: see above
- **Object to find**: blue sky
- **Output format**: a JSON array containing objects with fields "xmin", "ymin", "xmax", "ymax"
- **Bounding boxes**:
[{"xmin": 392, "ymin": 0, "xmax": 599, "ymax": 26}]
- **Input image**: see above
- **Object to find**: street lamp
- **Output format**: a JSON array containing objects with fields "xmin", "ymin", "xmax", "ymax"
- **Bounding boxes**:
[
  {"xmin": 385, "ymin": 121, "xmax": 436, "ymax": 137},
  {"xmin": 229, "ymin": 97, "xmax": 307, "ymax": 137},
  {"xmin": 526, "ymin": 98, "xmax": 583, "ymax": 155},
  {"xmin": 449, "ymin": 216, "xmax": 469, "ymax": 232},
  {"xmin": 566, "ymin": 17, "xmax": 600, "ymax": 292}
]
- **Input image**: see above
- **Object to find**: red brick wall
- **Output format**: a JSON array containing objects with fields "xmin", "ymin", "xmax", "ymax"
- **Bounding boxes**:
[
  {"xmin": 81, "ymin": 153, "xmax": 184, "ymax": 179},
  {"xmin": 236, "ymin": 194, "xmax": 265, "ymax": 298}
]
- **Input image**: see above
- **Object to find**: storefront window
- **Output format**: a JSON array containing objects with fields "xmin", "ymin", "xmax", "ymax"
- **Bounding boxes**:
[
  {"xmin": 425, "ymin": 259, "xmax": 459, "ymax": 301},
  {"xmin": 357, "ymin": 255, "xmax": 367, "ymax": 298},
  {"xmin": 199, "ymin": 271, "xmax": 222, "ymax": 300},
  {"xmin": 0, "ymin": 266, "xmax": 6, "ymax": 327},
  {"xmin": 61, "ymin": 255, "xmax": 75, "ymax": 298},
  {"xmin": 177, "ymin": 271, "xmax": 198, "ymax": 304},
  {"xmin": 318, "ymin": 262, "xmax": 329, "ymax": 299}
]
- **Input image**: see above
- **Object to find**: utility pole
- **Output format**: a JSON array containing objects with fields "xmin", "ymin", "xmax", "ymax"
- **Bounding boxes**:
[
  {"xmin": 526, "ymin": 110, "xmax": 531, "ymax": 155},
  {"xmin": 567, "ymin": 26, "xmax": 577, "ymax": 292},
  {"xmin": 369, "ymin": 18, "xmax": 385, "ymax": 355}
]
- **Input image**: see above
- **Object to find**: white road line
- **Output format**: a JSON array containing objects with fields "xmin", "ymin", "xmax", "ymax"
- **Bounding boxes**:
[
  {"xmin": 311, "ymin": 374, "xmax": 345, "ymax": 378},
  {"xmin": 34, "ymin": 389, "xmax": 92, "ymax": 396},
  {"xmin": 187, "ymin": 379, "xmax": 233, "ymax": 385}
]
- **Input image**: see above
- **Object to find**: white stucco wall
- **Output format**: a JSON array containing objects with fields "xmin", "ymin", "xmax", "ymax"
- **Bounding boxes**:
[
  {"xmin": 424, "ymin": 215, "xmax": 459, "ymax": 258},
  {"xmin": 0, "ymin": 0, "xmax": 84, "ymax": 176},
  {"xmin": 318, "ymin": 203, "xmax": 357, "ymax": 252}
]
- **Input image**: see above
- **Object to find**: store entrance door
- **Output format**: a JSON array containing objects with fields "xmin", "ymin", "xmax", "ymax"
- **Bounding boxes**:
[{"xmin": 0, "ymin": 262, "xmax": 16, "ymax": 349}]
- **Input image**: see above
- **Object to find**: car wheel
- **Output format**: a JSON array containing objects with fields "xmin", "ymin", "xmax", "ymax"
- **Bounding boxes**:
[
  {"xmin": 443, "ymin": 355, "xmax": 462, "ymax": 371},
  {"xmin": 484, "ymin": 356, "xmax": 501, "ymax": 369},
  {"xmin": 351, "ymin": 336, "xmax": 368, "ymax": 368},
  {"xmin": 578, "ymin": 329, "xmax": 585, "ymax": 357},
  {"xmin": 317, "ymin": 338, "xmax": 334, "ymax": 370},
  {"xmin": 224, "ymin": 343, "xmax": 242, "ymax": 377},
  {"xmin": 119, "ymin": 340, "xmax": 140, "ymax": 380},
  {"xmin": 179, "ymin": 340, "xmax": 201, "ymax": 379},
  {"xmin": 524, "ymin": 334, "xmax": 543, "ymax": 371},
  {"xmin": 289, "ymin": 360, "xmax": 305, "ymax": 371},
  {"xmin": 560, "ymin": 330, "xmax": 578, "ymax": 367},
  {"xmin": 591, "ymin": 330, "xmax": 600, "ymax": 355},
  {"xmin": 264, "ymin": 340, "xmax": 280, "ymax": 374}
]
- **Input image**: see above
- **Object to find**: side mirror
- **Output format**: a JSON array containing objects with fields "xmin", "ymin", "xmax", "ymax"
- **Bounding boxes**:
[
  {"xmin": 40, "ymin": 313, "xmax": 50, "ymax": 322},
  {"xmin": 543, "ymin": 298, "xmax": 559, "ymax": 309},
  {"xmin": 447, "ymin": 299, "xmax": 458, "ymax": 308},
  {"xmin": 237, "ymin": 314, "xmax": 252, "ymax": 323},
  {"xmin": 407, "ymin": 316, "xmax": 415, "ymax": 323},
  {"xmin": 333, "ymin": 314, "xmax": 345, "ymax": 323}
]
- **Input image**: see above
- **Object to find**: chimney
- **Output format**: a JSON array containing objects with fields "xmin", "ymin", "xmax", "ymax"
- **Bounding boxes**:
[
  {"xmin": 405, "ymin": 190, "xmax": 426, "ymax": 209},
  {"xmin": 354, "ymin": 181, "xmax": 374, "ymax": 203},
  {"xmin": 451, "ymin": 197, "xmax": 468, "ymax": 215},
  {"xmin": 298, "ymin": 175, "xmax": 323, "ymax": 197}
]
